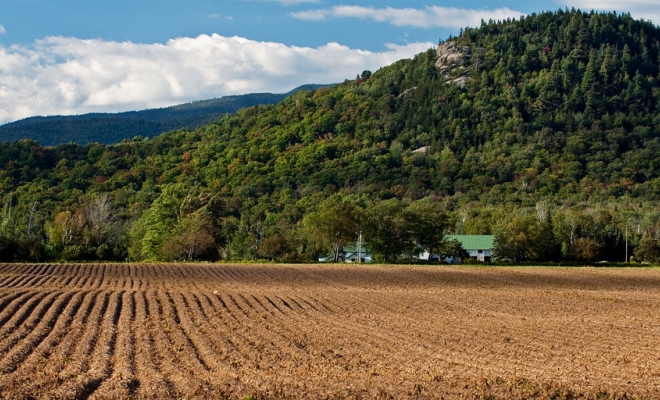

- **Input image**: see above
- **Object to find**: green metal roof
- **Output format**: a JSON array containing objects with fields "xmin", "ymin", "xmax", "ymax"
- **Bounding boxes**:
[{"xmin": 446, "ymin": 235, "xmax": 494, "ymax": 250}]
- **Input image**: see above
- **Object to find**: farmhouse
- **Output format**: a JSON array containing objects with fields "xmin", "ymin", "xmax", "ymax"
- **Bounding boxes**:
[
  {"xmin": 318, "ymin": 242, "xmax": 372, "ymax": 263},
  {"xmin": 446, "ymin": 235, "xmax": 494, "ymax": 262}
]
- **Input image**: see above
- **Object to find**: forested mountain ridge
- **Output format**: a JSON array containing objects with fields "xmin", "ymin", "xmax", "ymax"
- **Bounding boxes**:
[
  {"xmin": 2, "ymin": 9, "xmax": 660, "ymax": 263},
  {"xmin": 0, "ymin": 84, "xmax": 333, "ymax": 146}
]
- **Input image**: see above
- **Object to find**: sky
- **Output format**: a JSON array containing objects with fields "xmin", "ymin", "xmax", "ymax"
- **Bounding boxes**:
[{"xmin": 0, "ymin": 0, "xmax": 658, "ymax": 123}]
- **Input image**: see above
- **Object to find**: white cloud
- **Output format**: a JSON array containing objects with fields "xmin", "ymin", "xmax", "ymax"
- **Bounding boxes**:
[
  {"xmin": 291, "ymin": 5, "xmax": 524, "ymax": 29},
  {"xmin": 558, "ymin": 0, "xmax": 660, "ymax": 24},
  {"xmin": 0, "ymin": 25, "xmax": 5, "ymax": 34},
  {"xmin": 208, "ymin": 13, "xmax": 233, "ymax": 20},
  {"xmin": 0, "ymin": 35, "xmax": 433, "ymax": 123}
]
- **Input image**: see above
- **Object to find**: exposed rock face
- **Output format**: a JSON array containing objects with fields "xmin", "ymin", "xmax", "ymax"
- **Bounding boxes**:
[
  {"xmin": 436, "ymin": 42, "xmax": 469, "ymax": 67},
  {"xmin": 447, "ymin": 76, "xmax": 471, "ymax": 88},
  {"xmin": 397, "ymin": 87, "xmax": 417, "ymax": 98},
  {"xmin": 436, "ymin": 41, "xmax": 483, "ymax": 87}
]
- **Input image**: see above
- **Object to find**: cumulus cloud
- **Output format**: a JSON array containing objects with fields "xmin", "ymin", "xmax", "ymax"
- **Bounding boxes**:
[
  {"xmin": 0, "ymin": 25, "xmax": 5, "ymax": 34},
  {"xmin": 291, "ymin": 5, "xmax": 524, "ymax": 29},
  {"xmin": 559, "ymin": 0, "xmax": 660, "ymax": 24},
  {"xmin": 0, "ymin": 35, "xmax": 433, "ymax": 123}
]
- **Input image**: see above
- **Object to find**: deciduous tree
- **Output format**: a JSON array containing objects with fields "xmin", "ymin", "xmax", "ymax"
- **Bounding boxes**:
[
  {"xmin": 404, "ymin": 201, "xmax": 450, "ymax": 259},
  {"xmin": 302, "ymin": 194, "xmax": 361, "ymax": 262},
  {"xmin": 363, "ymin": 199, "xmax": 411, "ymax": 263},
  {"xmin": 493, "ymin": 215, "xmax": 537, "ymax": 263}
]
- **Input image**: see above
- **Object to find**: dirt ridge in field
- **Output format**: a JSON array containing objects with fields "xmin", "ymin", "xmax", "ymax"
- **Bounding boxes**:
[{"xmin": 0, "ymin": 263, "xmax": 658, "ymax": 399}]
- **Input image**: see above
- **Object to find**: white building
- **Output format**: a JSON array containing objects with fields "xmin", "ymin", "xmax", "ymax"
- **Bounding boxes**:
[{"xmin": 446, "ymin": 235, "xmax": 494, "ymax": 262}]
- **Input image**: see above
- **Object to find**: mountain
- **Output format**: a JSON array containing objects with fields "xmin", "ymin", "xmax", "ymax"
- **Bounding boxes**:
[
  {"xmin": 0, "ymin": 84, "xmax": 334, "ymax": 146},
  {"xmin": 2, "ymin": 9, "xmax": 660, "ymax": 263}
]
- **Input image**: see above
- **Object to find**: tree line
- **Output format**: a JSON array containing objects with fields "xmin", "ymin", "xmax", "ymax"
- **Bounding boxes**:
[
  {"xmin": 1, "ymin": 190, "xmax": 659, "ymax": 264},
  {"xmin": 0, "ymin": 191, "xmax": 469, "ymax": 263}
]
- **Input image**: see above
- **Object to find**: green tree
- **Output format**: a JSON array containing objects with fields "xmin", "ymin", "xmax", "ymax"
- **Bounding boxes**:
[
  {"xmin": 259, "ymin": 234, "xmax": 292, "ymax": 262},
  {"xmin": 128, "ymin": 212, "xmax": 149, "ymax": 261},
  {"xmin": 0, "ymin": 198, "xmax": 17, "ymax": 240},
  {"xmin": 493, "ymin": 214, "xmax": 537, "ymax": 263},
  {"xmin": 569, "ymin": 237, "xmax": 601, "ymax": 262},
  {"xmin": 302, "ymin": 194, "xmax": 361, "ymax": 262},
  {"xmin": 534, "ymin": 201, "xmax": 560, "ymax": 262},
  {"xmin": 137, "ymin": 184, "xmax": 226, "ymax": 261},
  {"xmin": 160, "ymin": 211, "xmax": 218, "ymax": 261},
  {"xmin": 440, "ymin": 239, "xmax": 470, "ymax": 260},
  {"xmin": 404, "ymin": 200, "xmax": 450, "ymax": 258},
  {"xmin": 141, "ymin": 184, "xmax": 188, "ymax": 259},
  {"xmin": 634, "ymin": 237, "xmax": 660, "ymax": 264},
  {"xmin": 228, "ymin": 225, "xmax": 251, "ymax": 260},
  {"xmin": 47, "ymin": 210, "xmax": 87, "ymax": 252},
  {"xmin": 363, "ymin": 199, "xmax": 412, "ymax": 263}
]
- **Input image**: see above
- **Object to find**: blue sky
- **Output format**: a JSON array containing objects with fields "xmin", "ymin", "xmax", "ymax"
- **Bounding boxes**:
[
  {"xmin": 1, "ymin": 0, "xmax": 543, "ymax": 51},
  {"xmin": 0, "ymin": 0, "xmax": 657, "ymax": 122}
]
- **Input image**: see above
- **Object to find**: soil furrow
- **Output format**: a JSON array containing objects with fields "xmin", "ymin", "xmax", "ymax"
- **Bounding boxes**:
[
  {"xmin": 21, "ymin": 291, "xmax": 100, "ymax": 394},
  {"xmin": 171, "ymin": 293, "xmax": 237, "ymax": 381},
  {"xmin": 185, "ymin": 292, "xmax": 291, "ymax": 392},
  {"xmin": 3, "ymin": 274, "xmax": 34, "ymax": 288},
  {"xmin": 89, "ymin": 291, "xmax": 138, "ymax": 399},
  {"xmin": 159, "ymin": 291, "xmax": 212, "ymax": 374},
  {"xmin": 133, "ymin": 291, "xmax": 175, "ymax": 398},
  {"xmin": 0, "ymin": 275, "xmax": 19, "ymax": 287},
  {"xmin": 0, "ymin": 291, "xmax": 77, "ymax": 373},
  {"xmin": 0, "ymin": 292, "xmax": 53, "ymax": 342},
  {"xmin": 0, "ymin": 291, "xmax": 89, "ymax": 397},
  {"xmin": 144, "ymin": 290, "xmax": 212, "ymax": 397},
  {"xmin": 51, "ymin": 290, "xmax": 123, "ymax": 399},
  {"xmin": 54, "ymin": 292, "xmax": 110, "ymax": 384},
  {"xmin": 0, "ymin": 290, "xmax": 28, "ymax": 312}
]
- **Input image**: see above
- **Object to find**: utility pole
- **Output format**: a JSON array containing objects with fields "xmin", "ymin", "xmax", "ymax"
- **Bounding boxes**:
[{"xmin": 357, "ymin": 231, "xmax": 362, "ymax": 263}]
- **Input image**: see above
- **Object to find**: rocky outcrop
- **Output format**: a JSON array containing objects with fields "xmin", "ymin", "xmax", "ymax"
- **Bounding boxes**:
[
  {"xmin": 435, "ymin": 42, "xmax": 471, "ymax": 67},
  {"xmin": 397, "ymin": 87, "xmax": 417, "ymax": 98},
  {"xmin": 446, "ymin": 76, "xmax": 471, "ymax": 88},
  {"xmin": 436, "ymin": 41, "xmax": 484, "ymax": 87}
]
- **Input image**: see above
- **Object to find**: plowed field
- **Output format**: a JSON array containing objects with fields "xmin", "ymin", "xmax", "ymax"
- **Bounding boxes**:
[{"xmin": 0, "ymin": 264, "xmax": 658, "ymax": 399}]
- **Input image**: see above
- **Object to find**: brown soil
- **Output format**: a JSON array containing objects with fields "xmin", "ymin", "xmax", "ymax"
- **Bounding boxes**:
[{"xmin": 0, "ymin": 263, "xmax": 658, "ymax": 399}]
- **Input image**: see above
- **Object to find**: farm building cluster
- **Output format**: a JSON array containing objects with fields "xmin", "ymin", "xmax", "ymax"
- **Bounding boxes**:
[{"xmin": 320, "ymin": 235, "xmax": 494, "ymax": 263}]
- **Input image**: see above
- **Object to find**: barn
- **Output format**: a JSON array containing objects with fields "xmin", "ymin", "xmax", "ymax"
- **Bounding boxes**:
[{"xmin": 446, "ymin": 235, "xmax": 494, "ymax": 262}]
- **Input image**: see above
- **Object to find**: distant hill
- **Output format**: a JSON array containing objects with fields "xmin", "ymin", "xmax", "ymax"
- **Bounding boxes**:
[{"xmin": 0, "ymin": 84, "xmax": 334, "ymax": 146}]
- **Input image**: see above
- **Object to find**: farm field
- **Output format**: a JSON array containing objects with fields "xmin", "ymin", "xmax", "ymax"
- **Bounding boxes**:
[{"xmin": 0, "ymin": 264, "xmax": 658, "ymax": 399}]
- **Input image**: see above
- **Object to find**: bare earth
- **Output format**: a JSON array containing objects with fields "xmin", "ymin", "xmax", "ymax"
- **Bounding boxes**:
[{"xmin": 0, "ymin": 263, "xmax": 658, "ymax": 399}]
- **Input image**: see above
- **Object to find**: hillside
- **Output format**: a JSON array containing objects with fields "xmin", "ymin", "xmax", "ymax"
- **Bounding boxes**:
[
  {"xmin": 0, "ymin": 84, "xmax": 333, "ymax": 146},
  {"xmin": 2, "ymin": 9, "xmax": 660, "ymax": 263}
]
